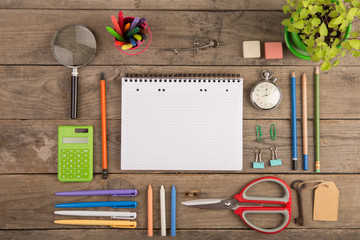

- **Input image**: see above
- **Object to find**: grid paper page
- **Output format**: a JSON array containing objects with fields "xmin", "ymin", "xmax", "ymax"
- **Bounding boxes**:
[{"xmin": 121, "ymin": 77, "xmax": 243, "ymax": 170}]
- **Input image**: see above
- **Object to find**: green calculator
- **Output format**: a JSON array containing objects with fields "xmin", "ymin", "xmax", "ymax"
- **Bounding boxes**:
[{"xmin": 58, "ymin": 126, "xmax": 93, "ymax": 182}]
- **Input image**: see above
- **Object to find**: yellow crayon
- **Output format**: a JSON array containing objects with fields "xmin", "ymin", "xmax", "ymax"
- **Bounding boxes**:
[
  {"xmin": 133, "ymin": 34, "xmax": 142, "ymax": 41},
  {"xmin": 122, "ymin": 43, "xmax": 134, "ymax": 50}
]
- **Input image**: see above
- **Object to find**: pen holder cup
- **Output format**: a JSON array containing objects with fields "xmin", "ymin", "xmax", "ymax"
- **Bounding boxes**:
[{"xmin": 114, "ymin": 17, "xmax": 152, "ymax": 56}]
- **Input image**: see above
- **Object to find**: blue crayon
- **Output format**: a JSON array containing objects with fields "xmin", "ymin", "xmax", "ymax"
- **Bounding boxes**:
[
  {"xmin": 171, "ymin": 185, "xmax": 176, "ymax": 236},
  {"xmin": 128, "ymin": 37, "xmax": 137, "ymax": 47}
]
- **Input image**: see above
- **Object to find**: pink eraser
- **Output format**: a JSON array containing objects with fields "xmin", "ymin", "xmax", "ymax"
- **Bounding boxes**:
[{"xmin": 265, "ymin": 42, "xmax": 283, "ymax": 59}]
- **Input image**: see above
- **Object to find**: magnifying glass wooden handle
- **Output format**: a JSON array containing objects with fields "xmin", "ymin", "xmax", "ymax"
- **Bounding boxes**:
[{"xmin": 71, "ymin": 71, "xmax": 78, "ymax": 119}]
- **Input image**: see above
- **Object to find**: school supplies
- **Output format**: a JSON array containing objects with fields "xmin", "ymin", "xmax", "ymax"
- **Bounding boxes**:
[
  {"xmin": 264, "ymin": 42, "xmax": 283, "ymax": 59},
  {"xmin": 291, "ymin": 71, "xmax": 298, "ymax": 170},
  {"xmin": 291, "ymin": 180, "xmax": 305, "ymax": 226},
  {"xmin": 121, "ymin": 75, "xmax": 243, "ymax": 171},
  {"xmin": 315, "ymin": 66, "xmax": 320, "ymax": 172},
  {"xmin": 51, "ymin": 24, "xmax": 96, "ymax": 119},
  {"xmin": 253, "ymin": 149, "xmax": 264, "ymax": 169},
  {"xmin": 57, "ymin": 126, "xmax": 93, "ymax": 182},
  {"xmin": 313, "ymin": 181, "xmax": 339, "ymax": 221},
  {"xmin": 185, "ymin": 190, "xmax": 199, "ymax": 198},
  {"xmin": 55, "ymin": 189, "xmax": 137, "ymax": 197},
  {"xmin": 107, "ymin": 12, "xmax": 149, "ymax": 51},
  {"xmin": 55, "ymin": 201, "xmax": 137, "ymax": 208},
  {"xmin": 269, "ymin": 146, "xmax": 282, "ymax": 166},
  {"xmin": 270, "ymin": 124, "xmax": 276, "ymax": 140},
  {"xmin": 148, "ymin": 185, "xmax": 153, "ymax": 237},
  {"xmin": 54, "ymin": 219, "xmax": 137, "ymax": 228},
  {"xmin": 160, "ymin": 185, "xmax": 166, "ymax": 236},
  {"xmin": 106, "ymin": 26, "xmax": 125, "ymax": 42},
  {"xmin": 54, "ymin": 211, "xmax": 137, "ymax": 219},
  {"xmin": 243, "ymin": 40, "xmax": 261, "ymax": 58},
  {"xmin": 171, "ymin": 185, "xmax": 176, "ymax": 236},
  {"xmin": 256, "ymin": 125, "xmax": 262, "ymax": 142},
  {"xmin": 100, "ymin": 72, "xmax": 108, "ymax": 179},
  {"xmin": 302, "ymin": 72, "xmax": 309, "ymax": 171},
  {"xmin": 181, "ymin": 176, "xmax": 292, "ymax": 234}
]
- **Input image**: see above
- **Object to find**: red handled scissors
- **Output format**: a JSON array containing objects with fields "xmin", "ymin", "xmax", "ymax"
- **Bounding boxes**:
[{"xmin": 181, "ymin": 176, "xmax": 292, "ymax": 234}]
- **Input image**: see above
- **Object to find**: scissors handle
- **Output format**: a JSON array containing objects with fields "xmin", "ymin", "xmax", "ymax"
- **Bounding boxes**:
[{"xmin": 233, "ymin": 176, "xmax": 292, "ymax": 234}]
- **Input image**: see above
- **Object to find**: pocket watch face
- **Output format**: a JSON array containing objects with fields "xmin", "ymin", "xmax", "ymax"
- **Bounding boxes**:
[{"xmin": 250, "ymin": 82, "xmax": 281, "ymax": 110}]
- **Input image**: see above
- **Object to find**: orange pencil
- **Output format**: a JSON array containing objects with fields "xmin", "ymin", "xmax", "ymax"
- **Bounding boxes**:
[
  {"xmin": 148, "ymin": 185, "xmax": 153, "ymax": 236},
  {"xmin": 100, "ymin": 72, "xmax": 108, "ymax": 179}
]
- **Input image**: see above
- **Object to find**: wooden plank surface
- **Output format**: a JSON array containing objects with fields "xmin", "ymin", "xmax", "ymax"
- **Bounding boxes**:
[
  {"xmin": 1, "ymin": 119, "xmax": 360, "ymax": 173},
  {"xmin": 1, "ymin": 229, "xmax": 360, "ymax": 240},
  {"xmin": 1, "ymin": 66, "xmax": 360, "ymax": 120},
  {"xmin": 0, "ymin": 0, "xmax": 285, "ymax": 11},
  {"xmin": 0, "ymin": 174, "xmax": 358, "ymax": 229},
  {"xmin": 1, "ymin": 0, "xmax": 359, "ymax": 239},
  {"xmin": 0, "ymin": 10, "xmax": 359, "ymax": 66}
]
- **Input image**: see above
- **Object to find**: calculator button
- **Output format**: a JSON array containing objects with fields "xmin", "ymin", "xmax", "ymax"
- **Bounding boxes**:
[
  {"xmin": 83, "ymin": 164, "xmax": 89, "ymax": 168},
  {"xmin": 76, "ymin": 158, "xmax": 82, "ymax": 163},
  {"xmin": 83, "ymin": 171, "xmax": 89, "ymax": 177},
  {"xmin": 68, "ymin": 169, "xmax": 74, "ymax": 174},
  {"xmin": 76, "ymin": 174, "xmax": 82, "ymax": 179},
  {"xmin": 76, "ymin": 169, "xmax": 82, "ymax": 174},
  {"xmin": 61, "ymin": 174, "xmax": 67, "ymax": 179},
  {"xmin": 61, "ymin": 158, "xmax": 67, "ymax": 163},
  {"xmin": 83, "ymin": 159, "xmax": 88, "ymax": 163},
  {"xmin": 61, "ymin": 164, "xmax": 67, "ymax": 168},
  {"xmin": 68, "ymin": 174, "xmax": 74, "ymax": 179},
  {"xmin": 76, "ymin": 164, "xmax": 82, "ymax": 168},
  {"xmin": 83, "ymin": 149, "xmax": 89, "ymax": 153},
  {"xmin": 76, "ymin": 149, "xmax": 82, "ymax": 153},
  {"xmin": 61, "ymin": 149, "xmax": 67, "ymax": 153},
  {"xmin": 61, "ymin": 153, "xmax": 67, "ymax": 158},
  {"xmin": 69, "ymin": 153, "xmax": 75, "ymax": 158},
  {"xmin": 84, "ymin": 153, "xmax": 89, "ymax": 158},
  {"xmin": 76, "ymin": 153, "xmax": 82, "ymax": 158},
  {"xmin": 68, "ymin": 149, "xmax": 74, "ymax": 153},
  {"xmin": 61, "ymin": 169, "xmax": 67, "ymax": 173},
  {"xmin": 69, "ymin": 159, "xmax": 74, "ymax": 163}
]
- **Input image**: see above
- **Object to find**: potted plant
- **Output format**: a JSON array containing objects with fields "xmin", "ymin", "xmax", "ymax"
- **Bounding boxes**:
[{"xmin": 282, "ymin": 0, "xmax": 360, "ymax": 71}]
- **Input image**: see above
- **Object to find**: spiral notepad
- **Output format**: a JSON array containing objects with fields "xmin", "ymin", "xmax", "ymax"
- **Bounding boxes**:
[{"xmin": 121, "ymin": 74, "xmax": 243, "ymax": 170}]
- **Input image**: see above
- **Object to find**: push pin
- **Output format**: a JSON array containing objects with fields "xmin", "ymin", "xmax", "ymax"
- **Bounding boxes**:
[
  {"xmin": 269, "ymin": 146, "xmax": 282, "ymax": 166},
  {"xmin": 253, "ymin": 149, "xmax": 264, "ymax": 169}
]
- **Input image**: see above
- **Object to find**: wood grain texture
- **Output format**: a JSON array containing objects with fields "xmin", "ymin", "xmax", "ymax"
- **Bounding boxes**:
[
  {"xmin": 1, "ymin": 119, "xmax": 360, "ymax": 173},
  {"xmin": 1, "ymin": 66, "xmax": 360, "ymax": 120},
  {"xmin": 0, "ymin": 174, "xmax": 358, "ymax": 229},
  {"xmin": 0, "ymin": 0, "xmax": 285, "ymax": 10},
  {"xmin": 1, "ymin": 229, "xmax": 359, "ymax": 240},
  {"xmin": 0, "ymin": 10, "xmax": 359, "ymax": 66}
]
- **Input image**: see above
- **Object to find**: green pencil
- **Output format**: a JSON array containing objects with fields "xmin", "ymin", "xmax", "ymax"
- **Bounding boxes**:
[
  {"xmin": 106, "ymin": 26, "xmax": 125, "ymax": 42},
  {"xmin": 315, "ymin": 65, "xmax": 320, "ymax": 173}
]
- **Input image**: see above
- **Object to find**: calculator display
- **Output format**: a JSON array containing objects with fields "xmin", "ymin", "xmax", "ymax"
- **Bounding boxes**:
[{"xmin": 62, "ymin": 137, "xmax": 88, "ymax": 144}]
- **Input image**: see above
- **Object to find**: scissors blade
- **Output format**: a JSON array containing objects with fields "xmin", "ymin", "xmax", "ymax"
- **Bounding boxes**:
[{"xmin": 181, "ymin": 199, "xmax": 239, "ymax": 210}]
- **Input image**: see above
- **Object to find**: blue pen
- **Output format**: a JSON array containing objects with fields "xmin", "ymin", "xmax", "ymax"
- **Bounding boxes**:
[
  {"xmin": 291, "ymin": 71, "xmax": 298, "ymax": 170},
  {"xmin": 171, "ymin": 185, "xmax": 176, "ymax": 236},
  {"xmin": 55, "ymin": 201, "xmax": 137, "ymax": 208}
]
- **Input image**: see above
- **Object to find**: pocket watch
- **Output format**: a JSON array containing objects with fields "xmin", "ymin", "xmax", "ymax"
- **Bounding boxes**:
[{"xmin": 250, "ymin": 70, "xmax": 282, "ymax": 110}]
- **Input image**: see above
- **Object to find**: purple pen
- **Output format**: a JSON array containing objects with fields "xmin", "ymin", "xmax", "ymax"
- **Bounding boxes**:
[
  {"xmin": 55, "ymin": 189, "xmax": 138, "ymax": 197},
  {"xmin": 129, "ymin": 17, "xmax": 140, "ymax": 31}
]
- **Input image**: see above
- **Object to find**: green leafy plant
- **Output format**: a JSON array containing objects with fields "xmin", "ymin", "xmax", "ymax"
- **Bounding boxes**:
[{"xmin": 282, "ymin": 0, "xmax": 360, "ymax": 70}]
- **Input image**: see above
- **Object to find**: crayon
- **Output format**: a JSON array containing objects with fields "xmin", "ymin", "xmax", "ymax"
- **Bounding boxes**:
[
  {"xmin": 133, "ymin": 34, "xmax": 142, "ymax": 41},
  {"xmin": 129, "ymin": 17, "xmax": 140, "ymax": 31},
  {"xmin": 137, "ymin": 17, "xmax": 146, "ymax": 27},
  {"xmin": 111, "ymin": 15, "xmax": 122, "ymax": 36},
  {"xmin": 126, "ymin": 27, "xmax": 140, "ymax": 37},
  {"xmin": 106, "ymin": 26, "xmax": 125, "ymax": 42},
  {"xmin": 124, "ymin": 23, "xmax": 130, "ymax": 33},
  {"xmin": 118, "ymin": 11, "xmax": 124, "ymax": 33},
  {"xmin": 128, "ymin": 37, "xmax": 137, "ymax": 46},
  {"xmin": 122, "ymin": 43, "xmax": 133, "ymax": 50}
]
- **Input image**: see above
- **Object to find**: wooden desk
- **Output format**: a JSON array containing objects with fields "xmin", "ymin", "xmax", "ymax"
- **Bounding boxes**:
[{"xmin": 0, "ymin": 1, "xmax": 359, "ymax": 239}]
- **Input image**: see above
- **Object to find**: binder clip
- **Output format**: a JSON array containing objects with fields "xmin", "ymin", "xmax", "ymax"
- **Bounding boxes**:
[
  {"xmin": 269, "ymin": 146, "xmax": 282, "ymax": 166},
  {"xmin": 253, "ymin": 149, "xmax": 264, "ymax": 169}
]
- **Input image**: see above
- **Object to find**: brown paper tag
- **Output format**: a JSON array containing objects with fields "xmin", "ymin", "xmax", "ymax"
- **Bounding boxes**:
[{"xmin": 313, "ymin": 181, "xmax": 339, "ymax": 221}]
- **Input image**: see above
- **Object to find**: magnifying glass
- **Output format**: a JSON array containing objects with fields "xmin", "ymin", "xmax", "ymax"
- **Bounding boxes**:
[{"xmin": 51, "ymin": 24, "xmax": 96, "ymax": 119}]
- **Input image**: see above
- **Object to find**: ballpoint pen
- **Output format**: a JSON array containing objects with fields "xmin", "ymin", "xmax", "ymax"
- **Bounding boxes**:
[
  {"xmin": 55, "ymin": 189, "xmax": 137, "ymax": 197},
  {"xmin": 54, "ymin": 219, "xmax": 137, "ymax": 228},
  {"xmin": 55, "ymin": 201, "xmax": 137, "ymax": 208},
  {"xmin": 54, "ymin": 210, "xmax": 137, "ymax": 219}
]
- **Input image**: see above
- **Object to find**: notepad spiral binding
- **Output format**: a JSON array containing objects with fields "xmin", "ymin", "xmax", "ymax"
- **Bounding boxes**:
[{"xmin": 123, "ymin": 73, "xmax": 241, "ymax": 83}]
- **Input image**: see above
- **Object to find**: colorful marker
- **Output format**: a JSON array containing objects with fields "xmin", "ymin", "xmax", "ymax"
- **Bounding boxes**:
[{"xmin": 106, "ymin": 26, "xmax": 125, "ymax": 42}]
